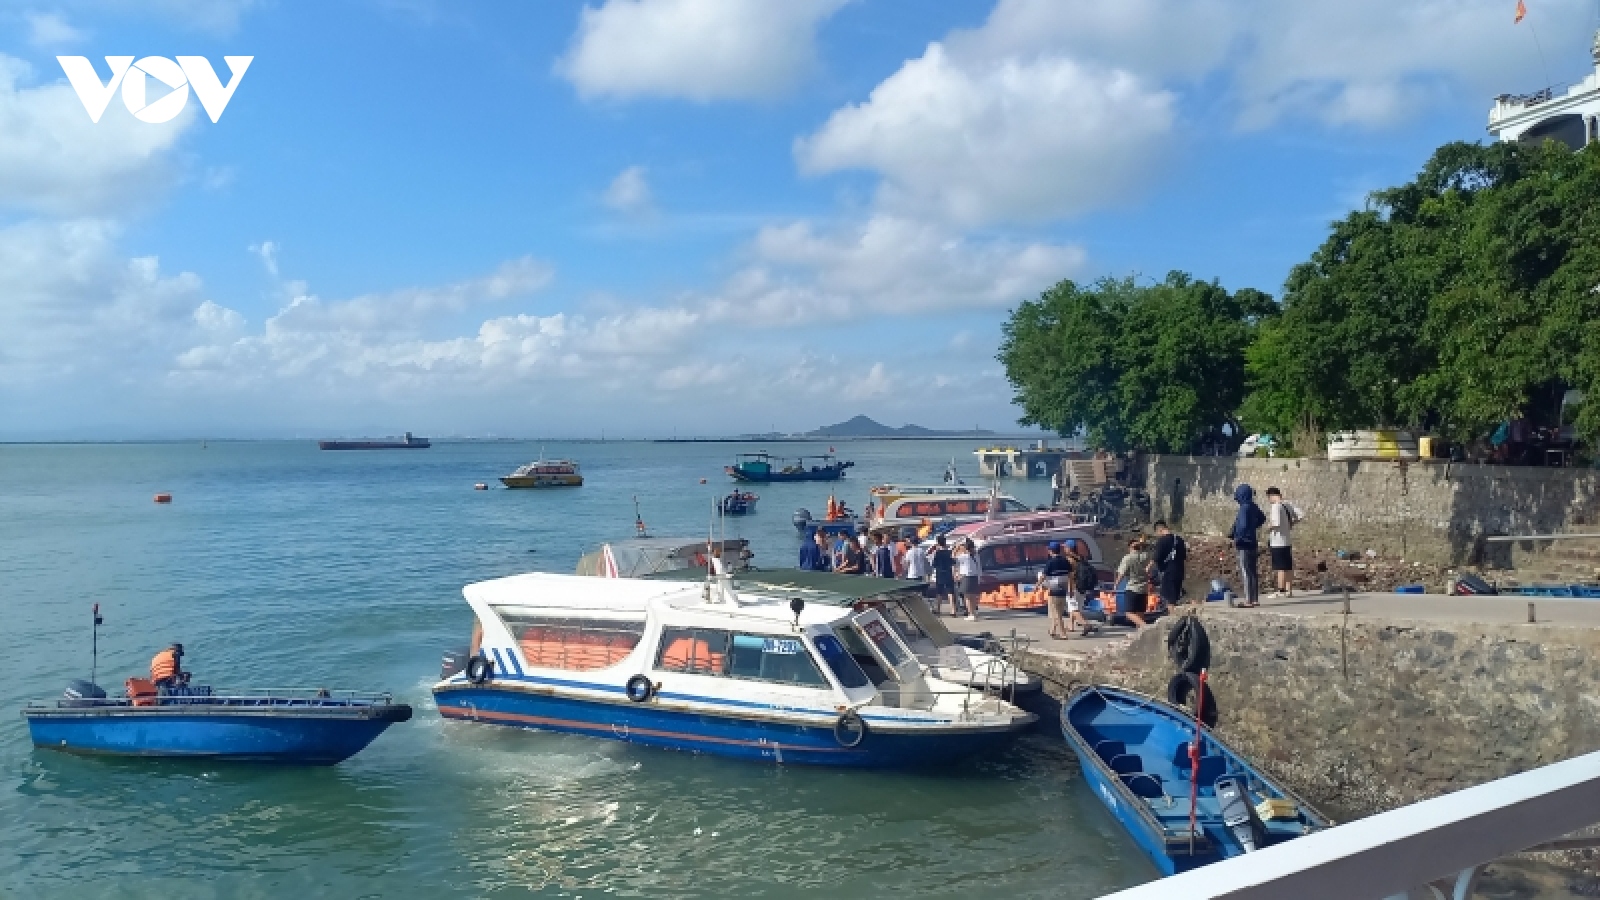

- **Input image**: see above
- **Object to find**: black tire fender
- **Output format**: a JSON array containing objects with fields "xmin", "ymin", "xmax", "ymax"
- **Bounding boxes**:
[
  {"xmin": 834, "ymin": 710, "xmax": 868, "ymax": 748},
  {"xmin": 1167, "ymin": 617, "xmax": 1211, "ymax": 673},
  {"xmin": 465, "ymin": 654, "xmax": 494, "ymax": 685},
  {"xmin": 1167, "ymin": 671, "xmax": 1219, "ymax": 728},
  {"xmin": 625, "ymin": 675, "xmax": 654, "ymax": 703}
]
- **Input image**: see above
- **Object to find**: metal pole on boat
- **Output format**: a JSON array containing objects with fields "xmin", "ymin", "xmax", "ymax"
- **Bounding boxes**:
[
  {"xmin": 1189, "ymin": 668, "xmax": 1209, "ymax": 855},
  {"xmin": 90, "ymin": 603, "xmax": 102, "ymax": 687}
]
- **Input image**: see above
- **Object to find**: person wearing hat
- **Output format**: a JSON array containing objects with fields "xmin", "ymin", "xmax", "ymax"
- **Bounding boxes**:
[
  {"xmin": 1038, "ymin": 542, "xmax": 1075, "ymax": 639},
  {"xmin": 150, "ymin": 643, "xmax": 189, "ymax": 690}
]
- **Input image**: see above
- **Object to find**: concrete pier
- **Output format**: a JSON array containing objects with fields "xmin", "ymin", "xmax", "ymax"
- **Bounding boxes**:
[{"xmin": 949, "ymin": 594, "xmax": 1600, "ymax": 882}]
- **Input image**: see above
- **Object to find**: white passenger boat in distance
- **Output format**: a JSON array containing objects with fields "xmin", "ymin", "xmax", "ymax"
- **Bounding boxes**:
[{"xmin": 433, "ymin": 567, "xmax": 1036, "ymax": 766}]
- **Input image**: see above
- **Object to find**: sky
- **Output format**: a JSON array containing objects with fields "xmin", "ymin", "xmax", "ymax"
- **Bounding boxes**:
[{"xmin": 2, "ymin": 0, "xmax": 1598, "ymax": 440}]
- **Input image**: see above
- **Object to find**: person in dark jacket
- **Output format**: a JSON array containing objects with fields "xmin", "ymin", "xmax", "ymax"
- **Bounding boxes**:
[
  {"xmin": 1230, "ymin": 484, "xmax": 1267, "ymax": 607},
  {"xmin": 872, "ymin": 532, "xmax": 896, "ymax": 578},
  {"xmin": 1150, "ymin": 521, "xmax": 1186, "ymax": 609},
  {"xmin": 798, "ymin": 528, "xmax": 827, "ymax": 571}
]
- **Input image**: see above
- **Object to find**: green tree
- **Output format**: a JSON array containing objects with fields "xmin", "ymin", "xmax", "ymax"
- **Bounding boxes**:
[{"xmin": 999, "ymin": 273, "xmax": 1274, "ymax": 452}]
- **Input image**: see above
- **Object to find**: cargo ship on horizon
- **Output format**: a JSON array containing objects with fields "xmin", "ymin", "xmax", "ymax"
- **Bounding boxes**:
[{"xmin": 318, "ymin": 432, "xmax": 431, "ymax": 450}]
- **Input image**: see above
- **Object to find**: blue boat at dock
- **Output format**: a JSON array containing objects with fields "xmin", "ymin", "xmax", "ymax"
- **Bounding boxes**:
[
  {"xmin": 23, "ymin": 686, "xmax": 412, "ymax": 765},
  {"xmin": 1061, "ymin": 685, "xmax": 1330, "ymax": 876}
]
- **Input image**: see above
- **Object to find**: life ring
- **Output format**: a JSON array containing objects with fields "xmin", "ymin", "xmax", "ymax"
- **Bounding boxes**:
[
  {"xmin": 833, "ymin": 710, "xmax": 867, "ymax": 748},
  {"xmin": 1166, "ymin": 617, "xmax": 1211, "ymax": 674},
  {"xmin": 625, "ymin": 674, "xmax": 654, "ymax": 703},
  {"xmin": 1167, "ymin": 671, "xmax": 1219, "ymax": 728},
  {"xmin": 465, "ymin": 654, "xmax": 494, "ymax": 685}
]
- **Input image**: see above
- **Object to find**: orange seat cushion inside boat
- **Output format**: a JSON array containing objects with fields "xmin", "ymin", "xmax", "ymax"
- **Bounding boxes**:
[
  {"xmin": 518, "ymin": 627, "xmax": 638, "ymax": 672},
  {"xmin": 659, "ymin": 637, "xmax": 724, "ymax": 674}
]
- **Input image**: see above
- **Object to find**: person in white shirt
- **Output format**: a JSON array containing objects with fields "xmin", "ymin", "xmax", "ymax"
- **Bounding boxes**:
[
  {"xmin": 955, "ymin": 538, "xmax": 982, "ymax": 621},
  {"xmin": 902, "ymin": 536, "xmax": 932, "ymax": 608},
  {"xmin": 1266, "ymin": 486, "xmax": 1297, "ymax": 598}
]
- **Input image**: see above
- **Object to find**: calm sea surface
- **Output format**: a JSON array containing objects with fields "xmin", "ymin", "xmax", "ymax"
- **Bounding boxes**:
[{"xmin": 0, "ymin": 440, "xmax": 1155, "ymax": 898}]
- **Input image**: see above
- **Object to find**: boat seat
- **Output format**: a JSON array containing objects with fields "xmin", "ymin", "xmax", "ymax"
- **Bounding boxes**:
[
  {"xmin": 1170, "ymin": 744, "xmax": 1230, "ymax": 784},
  {"xmin": 1108, "ymin": 753, "xmax": 1144, "ymax": 775},
  {"xmin": 1092, "ymin": 739, "xmax": 1127, "ymax": 763},
  {"xmin": 1119, "ymin": 772, "xmax": 1165, "ymax": 799}
]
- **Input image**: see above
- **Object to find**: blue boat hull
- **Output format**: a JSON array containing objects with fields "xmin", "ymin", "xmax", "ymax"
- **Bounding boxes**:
[
  {"xmin": 24, "ymin": 706, "xmax": 410, "ymax": 765},
  {"xmin": 435, "ymin": 685, "xmax": 1023, "ymax": 767},
  {"xmin": 1060, "ymin": 686, "xmax": 1329, "ymax": 876}
]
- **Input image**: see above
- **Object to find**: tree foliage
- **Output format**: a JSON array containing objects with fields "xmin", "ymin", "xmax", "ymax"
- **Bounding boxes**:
[
  {"xmin": 1244, "ymin": 140, "xmax": 1600, "ymax": 443},
  {"xmin": 999, "ymin": 273, "xmax": 1275, "ymax": 452}
]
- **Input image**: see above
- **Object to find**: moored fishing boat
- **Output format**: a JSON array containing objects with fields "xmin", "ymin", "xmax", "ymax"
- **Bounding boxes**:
[
  {"xmin": 1061, "ymin": 684, "xmax": 1330, "ymax": 875},
  {"xmin": 726, "ymin": 452, "xmax": 853, "ymax": 483},
  {"xmin": 433, "ymin": 569, "xmax": 1036, "ymax": 766},
  {"xmin": 22, "ymin": 684, "xmax": 411, "ymax": 764},
  {"xmin": 501, "ymin": 457, "xmax": 583, "ymax": 488},
  {"xmin": 721, "ymin": 491, "xmax": 758, "ymax": 515}
]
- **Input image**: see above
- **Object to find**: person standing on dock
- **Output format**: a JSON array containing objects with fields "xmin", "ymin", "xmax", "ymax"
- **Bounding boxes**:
[
  {"xmin": 871, "ymin": 532, "xmax": 896, "ymax": 578},
  {"xmin": 903, "ymin": 536, "xmax": 931, "ymax": 600},
  {"xmin": 1230, "ymin": 484, "xmax": 1266, "ymax": 607},
  {"xmin": 955, "ymin": 538, "xmax": 981, "ymax": 621},
  {"xmin": 1150, "ymin": 521, "xmax": 1187, "ymax": 609},
  {"xmin": 836, "ymin": 534, "xmax": 866, "ymax": 574},
  {"xmin": 1115, "ymin": 538, "xmax": 1152, "ymax": 629},
  {"xmin": 1040, "ymin": 542, "xmax": 1074, "ymax": 639},
  {"xmin": 929, "ymin": 536, "xmax": 958, "ymax": 614},
  {"xmin": 799, "ymin": 528, "xmax": 828, "ymax": 571},
  {"xmin": 1265, "ymin": 486, "xmax": 1299, "ymax": 598}
]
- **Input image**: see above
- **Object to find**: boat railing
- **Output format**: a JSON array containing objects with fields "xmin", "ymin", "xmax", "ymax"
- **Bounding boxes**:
[{"xmin": 29, "ymin": 687, "xmax": 397, "ymax": 709}]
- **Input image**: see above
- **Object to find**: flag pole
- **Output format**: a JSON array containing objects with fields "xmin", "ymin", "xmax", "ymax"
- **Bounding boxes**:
[{"xmin": 90, "ymin": 603, "xmax": 103, "ymax": 686}]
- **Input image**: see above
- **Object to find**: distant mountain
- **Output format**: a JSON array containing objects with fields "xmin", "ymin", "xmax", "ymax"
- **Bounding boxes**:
[{"xmin": 808, "ymin": 416, "xmax": 995, "ymax": 438}]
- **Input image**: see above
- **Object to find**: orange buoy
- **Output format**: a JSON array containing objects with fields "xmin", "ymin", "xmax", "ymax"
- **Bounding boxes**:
[
  {"xmin": 153, "ymin": 493, "xmax": 172, "ymax": 504},
  {"xmin": 474, "ymin": 483, "xmax": 488, "ymax": 490}
]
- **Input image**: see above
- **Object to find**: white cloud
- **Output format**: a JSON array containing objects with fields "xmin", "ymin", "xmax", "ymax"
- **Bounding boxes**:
[
  {"xmin": 0, "ymin": 218, "xmax": 215, "ymax": 383},
  {"xmin": 699, "ymin": 214, "xmax": 1085, "ymax": 323},
  {"xmin": 26, "ymin": 12, "xmax": 85, "ymax": 46},
  {"xmin": 602, "ymin": 165, "xmax": 653, "ymax": 214},
  {"xmin": 0, "ymin": 54, "xmax": 194, "ymax": 216},
  {"xmin": 249, "ymin": 240, "xmax": 278, "ymax": 276},
  {"xmin": 799, "ymin": 45, "xmax": 1175, "ymax": 225},
  {"xmin": 558, "ymin": 0, "xmax": 846, "ymax": 101}
]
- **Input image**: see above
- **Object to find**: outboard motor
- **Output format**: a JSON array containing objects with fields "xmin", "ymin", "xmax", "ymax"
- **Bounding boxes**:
[
  {"xmin": 440, "ymin": 645, "xmax": 471, "ymax": 680},
  {"xmin": 1215, "ymin": 775, "xmax": 1262, "ymax": 852},
  {"xmin": 63, "ymin": 679, "xmax": 106, "ymax": 707},
  {"xmin": 792, "ymin": 508, "xmax": 813, "ymax": 530}
]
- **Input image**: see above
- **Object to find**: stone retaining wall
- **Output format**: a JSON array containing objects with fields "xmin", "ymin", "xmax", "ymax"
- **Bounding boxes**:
[
  {"xmin": 1022, "ymin": 612, "xmax": 1600, "ymax": 825},
  {"xmin": 1136, "ymin": 456, "xmax": 1600, "ymax": 566}
]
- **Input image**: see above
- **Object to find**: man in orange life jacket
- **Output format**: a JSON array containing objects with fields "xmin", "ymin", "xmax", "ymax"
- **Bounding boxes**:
[{"xmin": 150, "ymin": 643, "xmax": 189, "ymax": 690}]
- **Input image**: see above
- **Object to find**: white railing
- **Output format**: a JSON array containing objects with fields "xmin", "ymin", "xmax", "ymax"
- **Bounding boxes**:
[{"xmin": 1097, "ymin": 748, "xmax": 1600, "ymax": 899}]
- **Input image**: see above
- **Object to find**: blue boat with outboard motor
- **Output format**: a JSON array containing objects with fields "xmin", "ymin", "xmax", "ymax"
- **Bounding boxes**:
[
  {"xmin": 1061, "ymin": 684, "xmax": 1330, "ymax": 875},
  {"xmin": 22, "ymin": 682, "xmax": 412, "ymax": 764},
  {"xmin": 726, "ymin": 452, "xmax": 853, "ymax": 483}
]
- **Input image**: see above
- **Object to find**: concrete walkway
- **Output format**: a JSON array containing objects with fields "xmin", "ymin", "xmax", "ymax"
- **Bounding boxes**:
[{"xmin": 940, "ymin": 591, "xmax": 1600, "ymax": 666}]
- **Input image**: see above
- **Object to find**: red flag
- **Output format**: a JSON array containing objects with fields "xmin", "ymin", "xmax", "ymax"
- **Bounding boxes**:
[{"xmin": 1515, "ymin": 0, "xmax": 1526, "ymax": 23}]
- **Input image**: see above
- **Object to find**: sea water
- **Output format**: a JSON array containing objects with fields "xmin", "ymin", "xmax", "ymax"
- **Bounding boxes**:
[{"xmin": 0, "ymin": 440, "xmax": 1155, "ymax": 898}]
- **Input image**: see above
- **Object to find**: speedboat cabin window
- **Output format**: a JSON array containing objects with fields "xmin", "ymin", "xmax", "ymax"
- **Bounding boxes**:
[
  {"xmin": 858, "ymin": 617, "xmax": 910, "ymax": 668},
  {"xmin": 984, "ymin": 544, "xmax": 1023, "ymax": 568},
  {"xmin": 833, "ymin": 625, "xmax": 892, "ymax": 684},
  {"xmin": 810, "ymin": 633, "xmax": 871, "ymax": 689},
  {"xmin": 497, "ymin": 614, "xmax": 645, "ymax": 671},
  {"xmin": 727, "ymin": 634, "xmax": 828, "ymax": 687},
  {"xmin": 655, "ymin": 627, "xmax": 731, "ymax": 676}
]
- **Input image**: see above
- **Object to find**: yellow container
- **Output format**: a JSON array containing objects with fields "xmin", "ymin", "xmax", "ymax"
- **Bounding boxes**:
[
  {"xmin": 1419, "ymin": 436, "xmax": 1434, "ymax": 458},
  {"xmin": 1256, "ymin": 798, "xmax": 1299, "ymax": 821}
]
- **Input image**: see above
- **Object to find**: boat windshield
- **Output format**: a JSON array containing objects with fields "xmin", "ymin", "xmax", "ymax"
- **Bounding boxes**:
[
  {"xmin": 857, "ymin": 616, "xmax": 909, "ymax": 668},
  {"xmin": 833, "ymin": 623, "xmax": 894, "ymax": 684},
  {"xmin": 810, "ymin": 633, "xmax": 870, "ymax": 689}
]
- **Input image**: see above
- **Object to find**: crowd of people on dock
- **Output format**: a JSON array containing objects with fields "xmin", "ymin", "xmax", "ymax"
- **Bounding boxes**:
[{"xmin": 798, "ymin": 528, "xmax": 986, "ymax": 622}]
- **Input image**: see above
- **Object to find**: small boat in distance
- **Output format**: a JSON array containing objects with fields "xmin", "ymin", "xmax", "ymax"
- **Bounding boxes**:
[
  {"xmin": 501, "ymin": 457, "xmax": 583, "ymax": 488},
  {"xmin": 721, "ymin": 491, "xmax": 758, "ymax": 515},
  {"xmin": 1061, "ymin": 684, "xmax": 1329, "ymax": 876},
  {"xmin": 726, "ymin": 452, "xmax": 853, "ymax": 483},
  {"xmin": 23, "ymin": 682, "xmax": 411, "ymax": 764},
  {"xmin": 318, "ymin": 432, "xmax": 430, "ymax": 450}
]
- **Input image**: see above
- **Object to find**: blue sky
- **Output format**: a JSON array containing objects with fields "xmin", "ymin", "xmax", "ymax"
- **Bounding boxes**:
[{"xmin": 2, "ymin": 0, "xmax": 1597, "ymax": 439}]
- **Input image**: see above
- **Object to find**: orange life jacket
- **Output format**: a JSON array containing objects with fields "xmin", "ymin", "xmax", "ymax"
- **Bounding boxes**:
[{"xmin": 151, "ymin": 648, "xmax": 179, "ymax": 682}]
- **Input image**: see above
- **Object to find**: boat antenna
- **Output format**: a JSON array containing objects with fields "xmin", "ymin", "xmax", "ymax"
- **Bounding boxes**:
[{"xmin": 90, "ymin": 603, "xmax": 103, "ymax": 687}]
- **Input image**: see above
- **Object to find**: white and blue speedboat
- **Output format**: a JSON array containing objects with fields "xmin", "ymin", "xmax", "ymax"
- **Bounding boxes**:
[{"xmin": 432, "ymin": 569, "xmax": 1037, "ymax": 766}]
